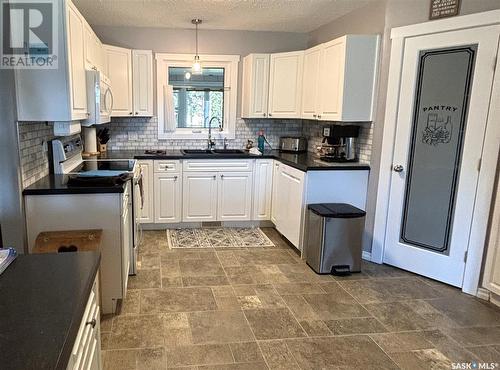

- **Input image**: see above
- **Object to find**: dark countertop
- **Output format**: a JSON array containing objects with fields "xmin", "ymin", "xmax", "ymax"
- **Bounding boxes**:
[
  {"xmin": 0, "ymin": 251, "xmax": 101, "ymax": 370},
  {"xmin": 97, "ymin": 150, "xmax": 371, "ymax": 172},
  {"xmin": 23, "ymin": 174, "xmax": 128, "ymax": 196}
]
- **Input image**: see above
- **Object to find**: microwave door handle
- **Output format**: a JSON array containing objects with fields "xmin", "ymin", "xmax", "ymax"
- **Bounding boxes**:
[
  {"xmin": 108, "ymin": 88, "xmax": 114, "ymax": 114},
  {"xmin": 104, "ymin": 87, "xmax": 113, "ymax": 114}
]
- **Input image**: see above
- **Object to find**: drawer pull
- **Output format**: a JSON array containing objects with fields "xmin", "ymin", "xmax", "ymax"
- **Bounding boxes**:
[{"xmin": 86, "ymin": 319, "xmax": 97, "ymax": 328}]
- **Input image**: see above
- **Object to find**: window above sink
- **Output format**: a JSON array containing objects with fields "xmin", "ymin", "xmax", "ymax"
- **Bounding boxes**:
[{"xmin": 156, "ymin": 53, "xmax": 240, "ymax": 140}]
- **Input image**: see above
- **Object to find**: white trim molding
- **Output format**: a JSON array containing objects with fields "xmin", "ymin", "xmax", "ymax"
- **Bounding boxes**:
[
  {"xmin": 155, "ymin": 53, "xmax": 240, "ymax": 140},
  {"xmin": 372, "ymin": 11, "xmax": 500, "ymax": 296}
]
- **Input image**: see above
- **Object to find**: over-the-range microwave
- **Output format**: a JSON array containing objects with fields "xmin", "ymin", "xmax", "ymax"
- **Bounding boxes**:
[{"xmin": 82, "ymin": 69, "xmax": 113, "ymax": 126}]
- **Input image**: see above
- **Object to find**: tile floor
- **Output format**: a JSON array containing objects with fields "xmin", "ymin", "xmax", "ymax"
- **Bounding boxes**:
[{"xmin": 101, "ymin": 228, "xmax": 500, "ymax": 369}]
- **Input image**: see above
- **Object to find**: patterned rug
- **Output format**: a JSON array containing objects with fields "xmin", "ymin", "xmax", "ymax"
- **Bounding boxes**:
[{"xmin": 167, "ymin": 227, "xmax": 275, "ymax": 249}]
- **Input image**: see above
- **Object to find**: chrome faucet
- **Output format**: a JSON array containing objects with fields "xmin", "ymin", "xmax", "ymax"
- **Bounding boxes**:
[{"xmin": 207, "ymin": 117, "xmax": 222, "ymax": 150}]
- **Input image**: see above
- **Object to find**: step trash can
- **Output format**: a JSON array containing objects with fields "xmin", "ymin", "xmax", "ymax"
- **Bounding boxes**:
[{"xmin": 305, "ymin": 203, "xmax": 366, "ymax": 275}]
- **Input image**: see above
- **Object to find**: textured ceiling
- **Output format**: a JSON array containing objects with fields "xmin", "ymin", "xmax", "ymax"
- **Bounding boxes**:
[{"xmin": 73, "ymin": 0, "xmax": 373, "ymax": 33}]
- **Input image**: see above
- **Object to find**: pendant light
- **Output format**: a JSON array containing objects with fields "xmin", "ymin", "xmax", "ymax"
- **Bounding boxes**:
[{"xmin": 191, "ymin": 18, "xmax": 202, "ymax": 75}]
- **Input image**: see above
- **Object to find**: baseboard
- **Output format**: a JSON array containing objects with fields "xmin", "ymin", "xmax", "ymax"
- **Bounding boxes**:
[
  {"xmin": 476, "ymin": 287, "xmax": 491, "ymax": 301},
  {"xmin": 362, "ymin": 251, "xmax": 372, "ymax": 261}
]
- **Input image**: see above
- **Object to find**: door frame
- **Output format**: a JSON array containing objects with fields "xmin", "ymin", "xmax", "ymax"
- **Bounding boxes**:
[{"xmin": 372, "ymin": 10, "xmax": 500, "ymax": 295}]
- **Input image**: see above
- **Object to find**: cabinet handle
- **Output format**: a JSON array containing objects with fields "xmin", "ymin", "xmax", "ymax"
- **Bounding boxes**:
[
  {"xmin": 317, "ymin": 114, "xmax": 322, "ymax": 119},
  {"xmin": 129, "ymin": 112, "xmax": 132, "ymax": 115},
  {"xmin": 213, "ymin": 175, "xmax": 216, "ymax": 180},
  {"xmin": 135, "ymin": 112, "xmax": 138, "ymax": 115},
  {"xmin": 86, "ymin": 319, "xmax": 97, "ymax": 328},
  {"xmin": 173, "ymin": 175, "xmax": 178, "ymax": 181},
  {"xmin": 164, "ymin": 166, "xmax": 170, "ymax": 170},
  {"xmin": 312, "ymin": 114, "xmax": 317, "ymax": 118},
  {"xmin": 221, "ymin": 174, "xmax": 224, "ymax": 179},
  {"xmin": 263, "ymin": 113, "xmax": 266, "ymax": 117},
  {"xmin": 268, "ymin": 113, "xmax": 272, "ymax": 117}
]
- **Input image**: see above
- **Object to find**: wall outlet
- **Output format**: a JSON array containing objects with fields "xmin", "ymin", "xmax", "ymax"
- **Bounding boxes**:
[{"xmin": 128, "ymin": 132, "xmax": 139, "ymax": 141}]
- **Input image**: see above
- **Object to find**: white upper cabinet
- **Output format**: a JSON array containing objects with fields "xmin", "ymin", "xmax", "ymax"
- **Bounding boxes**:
[
  {"xmin": 132, "ymin": 50, "xmax": 154, "ymax": 117},
  {"xmin": 104, "ymin": 44, "xmax": 133, "ymax": 117},
  {"xmin": 268, "ymin": 51, "xmax": 304, "ymax": 119},
  {"xmin": 67, "ymin": 1, "xmax": 88, "ymax": 119},
  {"xmin": 241, "ymin": 54, "xmax": 270, "ymax": 118},
  {"xmin": 317, "ymin": 35, "xmax": 379, "ymax": 122},
  {"xmin": 84, "ymin": 21, "xmax": 104, "ymax": 72},
  {"xmin": 301, "ymin": 45, "xmax": 322, "ymax": 119},
  {"xmin": 16, "ymin": 0, "xmax": 89, "ymax": 122}
]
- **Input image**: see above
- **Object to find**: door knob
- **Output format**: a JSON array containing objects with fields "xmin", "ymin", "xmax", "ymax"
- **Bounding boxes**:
[{"xmin": 393, "ymin": 164, "xmax": 404, "ymax": 172}]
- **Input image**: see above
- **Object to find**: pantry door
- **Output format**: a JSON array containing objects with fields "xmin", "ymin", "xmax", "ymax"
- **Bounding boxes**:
[{"xmin": 383, "ymin": 26, "xmax": 500, "ymax": 287}]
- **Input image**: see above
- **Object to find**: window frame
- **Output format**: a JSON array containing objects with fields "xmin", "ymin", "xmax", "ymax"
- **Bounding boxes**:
[{"xmin": 156, "ymin": 53, "xmax": 240, "ymax": 140}]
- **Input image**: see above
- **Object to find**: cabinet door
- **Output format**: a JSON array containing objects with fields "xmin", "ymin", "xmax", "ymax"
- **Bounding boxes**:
[
  {"xmin": 270, "ymin": 161, "xmax": 281, "ymax": 225},
  {"xmin": 132, "ymin": 50, "xmax": 154, "ymax": 117},
  {"xmin": 121, "ymin": 196, "xmax": 131, "ymax": 295},
  {"xmin": 66, "ymin": 1, "xmax": 88, "ymax": 120},
  {"xmin": 253, "ymin": 160, "xmax": 273, "ymax": 220},
  {"xmin": 279, "ymin": 164, "xmax": 305, "ymax": 249},
  {"xmin": 318, "ymin": 38, "xmax": 346, "ymax": 121},
  {"xmin": 84, "ymin": 22, "xmax": 103, "ymax": 71},
  {"xmin": 182, "ymin": 172, "xmax": 218, "ymax": 222},
  {"xmin": 154, "ymin": 173, "xmax": 182, "ymax": 223},
  {"xmin": 241, "ymin": 54, "xmax": 270, "ymax": 118},
  {"xmin": 138, "ymin": 161, "xmax": 154, "ymax": 223},
  {"xmin": 301, "ymin": 46, "xmax": 322, "ymax": 119},
  {"xmin": 218, "ymin": 172, "xmax": 253, "ymax": 221},
  {"xmin": 104, "ymin": 45, "xmax": 133, "ymax": 116},
  {"xmin": 268, "ymin": 51, "xmax": 304, "ymax": 119}
]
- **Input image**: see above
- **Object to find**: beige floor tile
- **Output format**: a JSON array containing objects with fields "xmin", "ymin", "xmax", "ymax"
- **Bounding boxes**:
[
  {"xmin": 370, "ymin": 331, "xmax": 435, "ymax": 353},
  {"xmin": 119, "ymin": 290, "xmax": 141, "ymax": 315},
  {"xmin": 179, "ymin": 259, "xmax": 225, "ymax": 277},
  {"xmin": 422, "ymin": 329, "xmax": 479, "ymax": 363},
  {"xmin": 273, "ymin": 283, "xmax": 325, "ymax": 295},
  {"xmin": 244, "ymin": 308, "xmax": 306, "ymax": 340},
  {"xmin": 402, "ymin": 299, "xmax": 460, "ymax": 328},
  {"xmin": 258, "ymin": 340, "xmax": 300, "ymax": 369},
  {"xmin": 198, "ymin": 362, "xmax": 268, "ymax": 370},
  {"xmin": 285, "ymin": 335, "xmax": 399, "ymax": 369},
  {"xmin": 364, "ymin": 302, "xmax": 430, "ymax": 331},
  {"xmin": 325, "ymin": 317, "xmax": 387, "ymax": 335},
  {"xmin": 389, "ymin": 348, "xmax": 452, "ymax": 370},
  {"xmin": 465, "ymin": 345, "xmax": 500, "ymax": 363},
  {"xmin": 427, "ymin": 296, "xmax": 500, "ymax": 327},
  {"xmin": 161, "ymin": 276, "xmax": 183, "ymax": 288},
  {"xmin": 108, "ymin": 314, "xmax": 165, "ymax": 349},
  {"xmin": 182, "ymin": 275, "xmax": 229, "ymax": 287},
  {"xmin": 101, "ymin": 314, "xmax": 114, "ymax": 332},
  {"xmin": 230, "ymin": 342, "xmax": 264, "ymax": 363},
  {"xmin": 280, "ymin": 295, "xmax": 319, "ymax": 321},
  {"xmin": 140, "ymin": 287, "xmax": 217, "ymax": 313},
  {"xmin": 138, "ymin": 254, "xmax": 161, "ymax": 270},
  {"xmin": 166, "ymin": 344, "xmax": 233, "ymax": 367},
  {"xmin": 188, "ymin": 310, "xmax": 255, "ymax": 344},
  {"xmin": 299, "ymin": 320, "xmax": 332, "ymax": 337},
  {"xmin": 442, "ymin": 326, "xmax": 500, "ymax": 347},
  {"xmin": 128, "ymin": 269, "xmax": 161, "ymax": 290},
  {"xmin": 211, "ymin": 286, "xmax": 236, "ymax": 298},
  {"xmin": 302, "ymin": 293, "xmax": 369, "ymax": 320}
]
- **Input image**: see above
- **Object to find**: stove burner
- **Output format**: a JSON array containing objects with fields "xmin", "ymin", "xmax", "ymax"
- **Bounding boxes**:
[{"xmin": 145, "ymin": 150, "xmax": 167, "ymax": 155}]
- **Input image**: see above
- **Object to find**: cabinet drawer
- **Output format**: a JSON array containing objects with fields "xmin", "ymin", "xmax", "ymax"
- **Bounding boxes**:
[
  {"xmin": 183, "ymin": 159, "xmax": 254, "ymax": 172},
  {"xmin": 154, "ymin": 160, "xmax": 181, "ymax": 173},
  {"xmin": 280, "ymin": 163, "xmax": 305, "ymax": 181}
]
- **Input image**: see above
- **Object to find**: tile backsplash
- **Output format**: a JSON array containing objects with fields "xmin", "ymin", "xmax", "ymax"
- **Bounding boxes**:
[
  {"xmin": 18, "ymin": 122, "xmax": 54, "ymax": 188},
  {"xmin": 107, "ymin": 117, "xmax": 373, "ymax": 162}
]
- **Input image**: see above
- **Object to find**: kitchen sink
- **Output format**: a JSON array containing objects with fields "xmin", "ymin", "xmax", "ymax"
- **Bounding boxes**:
[
  {"xmin": 181, "ymin": 149, "xmax": 214, "ymax": 155},
  {"xmin": 212, "ymin": 149, "xmax": 246, "ymax": 154}
]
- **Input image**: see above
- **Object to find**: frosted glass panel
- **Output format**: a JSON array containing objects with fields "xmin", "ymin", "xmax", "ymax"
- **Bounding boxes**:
[{"xmin": 400, "ymin": 45, "xmax": 477, "ymax": 253}]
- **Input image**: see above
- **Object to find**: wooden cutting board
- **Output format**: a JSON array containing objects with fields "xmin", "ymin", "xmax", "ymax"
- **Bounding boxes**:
[{"xmin": 33, "ymin": 229, "xmax": 102, "ymax": 254}]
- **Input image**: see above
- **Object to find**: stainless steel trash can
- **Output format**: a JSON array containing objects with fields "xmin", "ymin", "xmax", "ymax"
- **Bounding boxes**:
[{"xmin": 305, "ymin": 203, "xmax": 366, "ymax": 275}]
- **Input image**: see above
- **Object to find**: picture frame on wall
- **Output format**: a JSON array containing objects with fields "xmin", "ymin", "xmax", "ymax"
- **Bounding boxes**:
[{"xmin": 429, "ymin": 0, "xmax": 461, "ymax": 20}]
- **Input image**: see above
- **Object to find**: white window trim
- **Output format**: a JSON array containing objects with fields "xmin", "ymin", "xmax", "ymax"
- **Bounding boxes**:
[{"xmin": 156, "ymin": 53, "xmax": 240, "ymax": 140}]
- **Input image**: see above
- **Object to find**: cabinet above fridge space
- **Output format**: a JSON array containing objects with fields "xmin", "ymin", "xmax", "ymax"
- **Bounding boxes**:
[{"xmin": 241, "ymin": 34, "xmax": 380, "ymax": 122}]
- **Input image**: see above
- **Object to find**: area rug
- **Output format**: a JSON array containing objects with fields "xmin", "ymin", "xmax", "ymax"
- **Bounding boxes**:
[{"xmin": 167, "ymin": 227, "xmax": 275, "ymax": 249}]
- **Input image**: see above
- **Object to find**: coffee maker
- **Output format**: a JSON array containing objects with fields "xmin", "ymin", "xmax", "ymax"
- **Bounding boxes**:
[{"xmin": 320, "ymin": 125, "xmax": 360, "ymax": 162}]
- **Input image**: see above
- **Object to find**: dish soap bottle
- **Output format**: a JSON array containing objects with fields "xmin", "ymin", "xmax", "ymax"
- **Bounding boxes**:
[{"xmin": 257, "ymin": 130, "xmax": 265, "ymax": 153}]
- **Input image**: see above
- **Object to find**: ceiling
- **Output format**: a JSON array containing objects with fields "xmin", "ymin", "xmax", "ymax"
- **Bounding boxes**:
[{"xmin": 73, "ymin": 0, "xmax": 373, "ymax": 33}]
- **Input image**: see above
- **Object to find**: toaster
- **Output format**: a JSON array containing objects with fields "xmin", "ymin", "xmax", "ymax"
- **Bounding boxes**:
[{"xmin": 279, "ymin": 137, "xmax": 308, "ymax": 153}]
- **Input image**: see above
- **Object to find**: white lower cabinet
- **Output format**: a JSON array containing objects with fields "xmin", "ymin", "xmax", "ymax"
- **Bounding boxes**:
[
  {"xmin": 218, "ymin": 172, "xmax": 253, "ymax": 221},
  {"xmin": 271, "ymin": 162, "xmax": 305, "ymax": 249},
  {"xmin": 154, "ymin": 173, "xmax": 182, "ymax": 223},
  {"xmin": 183, "ymin": 172, "xmax": 218, "ymax": 222},
  {"xmin": 254, "ymin": 159, "xmax": 274, "ymax": 220},
  {"xmin": 138, "ymin": 160, "xmax": 154, "ymax": 223},
  {"xmin": 67, "ymin": 275, "xmax": 101, "ymax": 370}
]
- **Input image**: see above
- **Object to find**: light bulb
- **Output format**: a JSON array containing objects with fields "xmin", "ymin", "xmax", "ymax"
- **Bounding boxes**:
[
  {"xmin": 185, "ymin": 71, "xmax": 191, "ymax": 80},
  {"xmin": 192, "ymin": 56, "xmax": 202, "ymax": 75}
]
